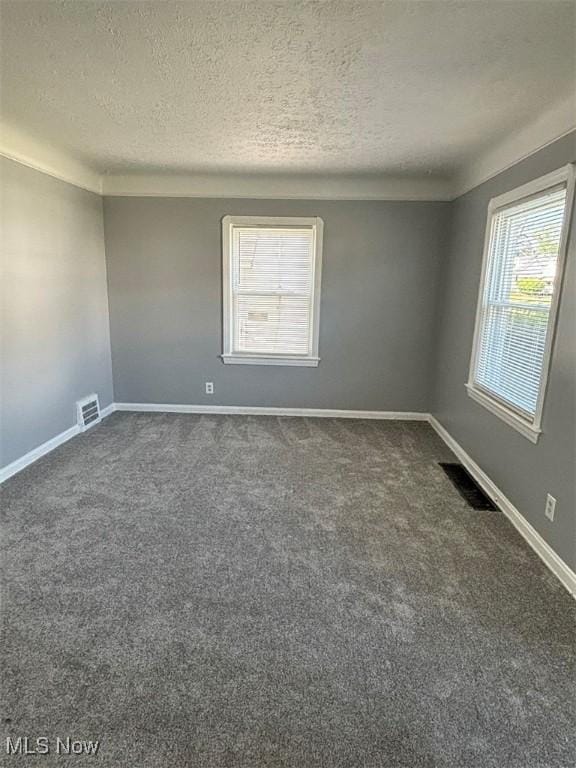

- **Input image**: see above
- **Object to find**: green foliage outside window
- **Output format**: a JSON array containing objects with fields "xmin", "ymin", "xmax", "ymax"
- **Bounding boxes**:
[{"xmin": 516, "ymin": 277, "xmax": 546, "ymax": 295}]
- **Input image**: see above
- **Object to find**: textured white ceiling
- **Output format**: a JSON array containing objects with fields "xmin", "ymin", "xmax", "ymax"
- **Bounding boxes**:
[{"xmin": 1, "ymin": 0, "xmax": 575, "ymax": 180}]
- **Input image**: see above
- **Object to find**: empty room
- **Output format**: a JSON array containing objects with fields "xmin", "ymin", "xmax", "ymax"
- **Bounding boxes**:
[{"xmin": 1, "ymin": 1, "xmax": 575, "ymax": 766}]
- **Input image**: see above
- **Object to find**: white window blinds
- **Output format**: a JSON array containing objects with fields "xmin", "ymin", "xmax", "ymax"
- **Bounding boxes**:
[
  {"xmin": 469, "ymin": 169, "xmax": 573, "ymax": 436},
  {"xmin": 222, "ymin": 217, "xmax": 323, "ymax": 366}
]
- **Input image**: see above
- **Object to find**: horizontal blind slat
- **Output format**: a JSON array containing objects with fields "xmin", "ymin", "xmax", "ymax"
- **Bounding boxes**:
[
  {"xmin": 474, "ymin": 183, "xmax": 568, "ymax": 418},
  {"xmin": 231, "ymin": 226, "xmax": 315, "ymax": 356}
]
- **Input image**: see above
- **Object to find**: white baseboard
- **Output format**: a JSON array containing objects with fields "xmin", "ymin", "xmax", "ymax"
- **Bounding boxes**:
[
  {"xmin": 0, "ymin": 403, "xmax": 427, "ymax": 483},
  {"xmin": 113, "ymin": 403, "xmax": 429, "ymax": 420},
  {"xmin": 0, "ymin": 424, "xmax": 80, "ymax": 483},
  {"xmin": 428, "ymin": 415, "xmax": 576, "ymax": 598},
  {"xmin": 0, "ymin": 402, "xmax": 116, "ymax": 484}
]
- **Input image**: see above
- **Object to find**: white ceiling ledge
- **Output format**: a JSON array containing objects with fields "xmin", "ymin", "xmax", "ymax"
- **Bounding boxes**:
[
  {"xmin": 101, "ymin": 172, "xmax": 452, "ymax": 201},
  {"xmin": 0, "ymin": 123, "xmax": 102, "ymax": 194},
  {"xmin": 2, "ymin": 108, "xmax": 574, "ymax": 202},
  {"xmin": 453, "ymin": 94, "xmax": 576, "ymax": 198}
]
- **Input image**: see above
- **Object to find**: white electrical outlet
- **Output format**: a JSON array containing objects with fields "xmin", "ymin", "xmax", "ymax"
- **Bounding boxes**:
[
  {"xmin": 545, "ymin": 494, "xmax": 556, "ymax": 522},
  {"xmin": 205, "ymin": 382, "xmax": 214, "ymax": 395}
]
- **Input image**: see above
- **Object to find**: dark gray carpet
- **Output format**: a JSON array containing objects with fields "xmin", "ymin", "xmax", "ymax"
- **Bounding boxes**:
[{"xmin": 1, "ymin": 413, "xmax": 574, "ymax": 767}]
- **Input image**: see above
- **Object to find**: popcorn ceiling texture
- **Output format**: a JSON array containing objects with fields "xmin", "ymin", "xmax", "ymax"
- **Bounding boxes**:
[{"xmin": 1, "ymin": 0, "xmax": 574, "ymax": 178}]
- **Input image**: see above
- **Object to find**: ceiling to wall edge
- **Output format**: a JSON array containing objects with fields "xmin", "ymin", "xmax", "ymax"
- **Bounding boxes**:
[
  {"xmin": 0, "ymin": 122, "xmax": 103, "ymax": 194},
  {"xmin": 1, "ymin": 95, "xmax": 574, "ymax": 201}
]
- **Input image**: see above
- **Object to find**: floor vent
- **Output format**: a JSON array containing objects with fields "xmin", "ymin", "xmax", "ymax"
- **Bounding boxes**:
[
  {"xmin": 77, "ymin": 394, "xmax": 101, "ymax": 432},
  {"xmin": 439, "ymin": 463, "xmax": 497, "ymax": 510}
]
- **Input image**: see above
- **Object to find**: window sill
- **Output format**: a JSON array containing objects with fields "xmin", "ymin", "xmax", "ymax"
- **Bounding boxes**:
[
  {"xmin": 221, "ymin": 354, "xmax": 320, "ymax": 367},
  {"xmin": 465, "ymin": 384, "xmax": 541, "ymax": 444}
]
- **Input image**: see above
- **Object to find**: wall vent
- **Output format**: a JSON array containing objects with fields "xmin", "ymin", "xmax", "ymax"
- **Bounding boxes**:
[{"xmin": 77, "ymin": 394, "xmax": 101, "ymax": 432}]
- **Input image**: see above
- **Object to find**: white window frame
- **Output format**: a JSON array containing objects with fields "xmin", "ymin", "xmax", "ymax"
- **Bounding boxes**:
[
  {"xmin": 221, "ymin": 215, "xmax": 323, "ymax": 367},
  {"xmin": 466, "ymin": 164, "xmax": 575, "ymax": 443}
]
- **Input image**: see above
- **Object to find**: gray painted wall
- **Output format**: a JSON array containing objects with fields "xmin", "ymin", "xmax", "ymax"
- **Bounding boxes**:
[
  {"xmin": 3, "ymin": 139, "xmax": 574, "ymax": 573},
  {"xmin": 103, "ymin": 197, "xmax": 450, "ymax": 411},
  {"xmin": 0, "ymin": 157, "xmax": 113, "ymax": 468},
  {"xmin": 432, "ymin": 132, "xmax": 576, "ymax": 569}
]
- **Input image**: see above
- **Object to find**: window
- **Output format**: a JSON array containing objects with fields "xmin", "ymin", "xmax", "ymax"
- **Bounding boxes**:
[
  {"xmin": 467, "ymin": 165, "xmax": 575, "ymax": 443},
  {"xmin": 222, "ymin": 216, "xmax": 323, "ymax": 366}
]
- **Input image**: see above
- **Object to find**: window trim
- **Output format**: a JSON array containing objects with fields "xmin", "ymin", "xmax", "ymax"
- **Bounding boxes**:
[
  {"xmin": 221, "ymin": 215, "xmax": 324, "ymax": 367},
  {"xmin": 466, "ymin": 164, "xmax": 575, "ymax": 443}
]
